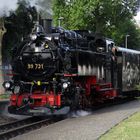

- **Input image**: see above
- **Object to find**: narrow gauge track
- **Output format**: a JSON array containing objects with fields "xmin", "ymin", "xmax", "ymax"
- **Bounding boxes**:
[
  {"xmin": 89, "ymin": 97, "xmax": 136, "ymax": 111},
  {"xmin": 0, "ymin": 97, "xmax": 135, "ymax": 140},
  {"xmin": 0, "ymin": 116, "xmax": 64, "ymax": 140},
  {"xmin": 70, "ymin": 97, "xmax": 135, "ymax": 115}
]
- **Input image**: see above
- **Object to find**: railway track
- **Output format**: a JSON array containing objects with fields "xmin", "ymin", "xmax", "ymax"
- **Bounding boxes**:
[
  {"xmin": 9, "ymin": 99, "xmax": 140, "ymax": 140},
  {"xmin": 90, "ymin": 97, "xmax": 135, "ymax": 110},
  {"xmin": 0, "ymin": 97, "xmax": 134, "ymax": 140},
  {"xmin": 0, "ymin": 116, "xmax": 64, "ymax": 140}
]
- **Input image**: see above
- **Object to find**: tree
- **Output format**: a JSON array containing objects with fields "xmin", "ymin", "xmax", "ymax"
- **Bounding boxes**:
[
  {"xmin": 2, "ymin": 0, "xmax": 37, "ymax": 64},
  {"xmin": 106, "ymin": 20, "xmax": 140, "ymax": 49},
  {"xmin": 52, "ymin": 0, "xmax": 140, "ymax": 48},
  {"xmin": 53, "ymin": 0, "xmax": 139, "ymax": 31},
  {"xmin": 52, "ymin": 0, "xmax": 70, "ymax": 27}
]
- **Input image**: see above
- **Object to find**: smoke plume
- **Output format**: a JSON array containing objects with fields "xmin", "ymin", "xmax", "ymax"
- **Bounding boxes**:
[
  {"xmin": 0, "ymin": 0, "xmax": 18, "ymax": 17},
  {"xmin": 0, "ymin": 0, "xmax": 38, "ymax": 17}
]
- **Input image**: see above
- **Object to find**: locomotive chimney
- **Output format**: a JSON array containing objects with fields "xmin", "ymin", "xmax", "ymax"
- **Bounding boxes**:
[{"xmin": 41, "ymin": 19, "xmax": 52, "ymax": 34}]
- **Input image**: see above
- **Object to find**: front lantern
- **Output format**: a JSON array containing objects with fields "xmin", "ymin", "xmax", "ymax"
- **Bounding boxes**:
[{"xmin": 3, "ymin": 81, "xmax": 13, "ymax": 90}]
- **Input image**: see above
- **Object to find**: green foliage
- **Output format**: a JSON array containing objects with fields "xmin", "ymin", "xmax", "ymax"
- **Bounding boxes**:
[
  {"xmin": 53, "ymin": 0, "xmax": 138, "ymax": 30},
  {"xmin": 52, "ymin": 0, "xmax": 70, "ymax": 27},
  {"xmin": 2, "ymin": 0, "xmax": 37, "ymax": 63},
  {"xmin": 14, "ymin": 0, "xmax": 37, "ymax": 36},
  {"xmin": 135, "ymin": 83, "xmax": 140, "ymax": 91},
  {"xmin": 106, "ymin": 20, "xmax": 140, "ymax": 48},
  {"xmin": 52, "ymin": 0, "xmax": 140, "ymax": 48},
  {"xmin": 0, "ymin": 93, "xmax": 10, "ymax": 99}
]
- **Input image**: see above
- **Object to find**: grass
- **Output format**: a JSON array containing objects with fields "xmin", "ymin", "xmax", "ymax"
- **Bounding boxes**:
[
  {"xmin": 0, "ymin": 93, "xmax": 10, "ymax": 100},
  {"xmin": 100, "ymin": 112, "xmax": 140, "ymax": 140}
]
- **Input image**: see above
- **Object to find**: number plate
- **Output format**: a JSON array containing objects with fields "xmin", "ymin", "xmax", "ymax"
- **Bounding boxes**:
[
  {"xmin": 29, "ymin": 109, "xmax": 45, "ymax": 113},
  {"xmin": 27, "ymin": 64, "xmax": 44, "ymax": 69}
]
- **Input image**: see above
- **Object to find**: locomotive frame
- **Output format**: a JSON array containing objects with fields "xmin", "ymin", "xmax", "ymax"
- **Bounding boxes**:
[{"xmin": 3, "ymin": 19, "xmax": 140, "ymax": 116}]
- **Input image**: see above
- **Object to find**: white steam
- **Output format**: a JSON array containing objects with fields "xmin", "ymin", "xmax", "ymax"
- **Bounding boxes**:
[
  {"xmin": 69, "ymin": 110, "xmax": 92, "ymax": 118},
  {"xmin": 0, "ymin": 0, "xmax": 39, "ymax": 17},
  {"xmin": 0, "ymin": 0, "xmax": 18, "ymax": 17}
]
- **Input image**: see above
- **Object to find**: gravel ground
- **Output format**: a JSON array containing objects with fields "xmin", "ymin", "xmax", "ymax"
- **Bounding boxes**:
[
  {"xmin": 11, "ymin": 99, "xmax": 140, "ymax": 140},
  {"xmin": 0, "ymin": 100, "xmax": 17, "ymax": 124},
  {"xmin": 0, "ymin": 115, "xmax": 16, "ymax": 124},
  {"xmin": 0, "ymin": 100, "xmax": 29, "ymax": 123}
]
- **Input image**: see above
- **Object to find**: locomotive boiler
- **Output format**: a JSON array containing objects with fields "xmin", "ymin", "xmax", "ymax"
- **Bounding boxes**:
[{"xmin": 3, "ymin": 19, "xmax": 140, "ymax": 115}]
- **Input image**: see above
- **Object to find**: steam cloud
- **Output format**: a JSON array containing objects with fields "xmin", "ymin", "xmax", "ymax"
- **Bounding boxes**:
[
  {"xmin": 0, "ymin": 0, "xmax": 37, "ymax": 17},
  {"xmin": 69, "ymin": 110, "xmax": 92, "ymax": 118},
  {"xmin": 0, "ymin": 0, "xmax": 18, "ymax": 16}
]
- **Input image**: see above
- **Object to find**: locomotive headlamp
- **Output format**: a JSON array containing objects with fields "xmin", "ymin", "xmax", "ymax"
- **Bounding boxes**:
[
  {"xmin": 3, "ymin": 81, "xmax": 13, "ymax": 90},
  {"xmin": 63, "ymin": 82, "xmax": 68, "ymax": 89},
  {"xmin": 5, "ymin": 82, "xmax": 10, "ymax": 88},
  {"xmin": 30, "ymin": 34, "xmax": 37, "ymax": 41}
]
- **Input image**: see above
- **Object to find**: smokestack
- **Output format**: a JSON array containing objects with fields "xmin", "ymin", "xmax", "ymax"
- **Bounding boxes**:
[{"xmin": 41, "ymin": 19, "xmax": 52, "ymax": 34}]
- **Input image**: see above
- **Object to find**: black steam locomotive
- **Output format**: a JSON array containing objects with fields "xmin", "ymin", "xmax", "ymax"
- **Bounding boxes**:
[{"xmin": 3, "ymin": 19, "xmax": 140, "ymax": 115}]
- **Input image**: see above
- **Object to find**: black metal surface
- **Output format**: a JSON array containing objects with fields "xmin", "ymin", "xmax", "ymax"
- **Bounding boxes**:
[
  {"xmin": 41, "ymin": 19, "xmax": 52, "ymax": 34},
  {"xmin": 77, "ymin": 51, "xmax": 106, "ymax": 78},
  {"xmin": 8, "ymin": 105, "xmax": 70, "ymax": 116}
]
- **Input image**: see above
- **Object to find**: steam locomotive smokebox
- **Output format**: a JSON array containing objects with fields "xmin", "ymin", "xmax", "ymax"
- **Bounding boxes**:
[{"xmin": 41, "ymin": 19, "xmax": 52, "ymax": 34}]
